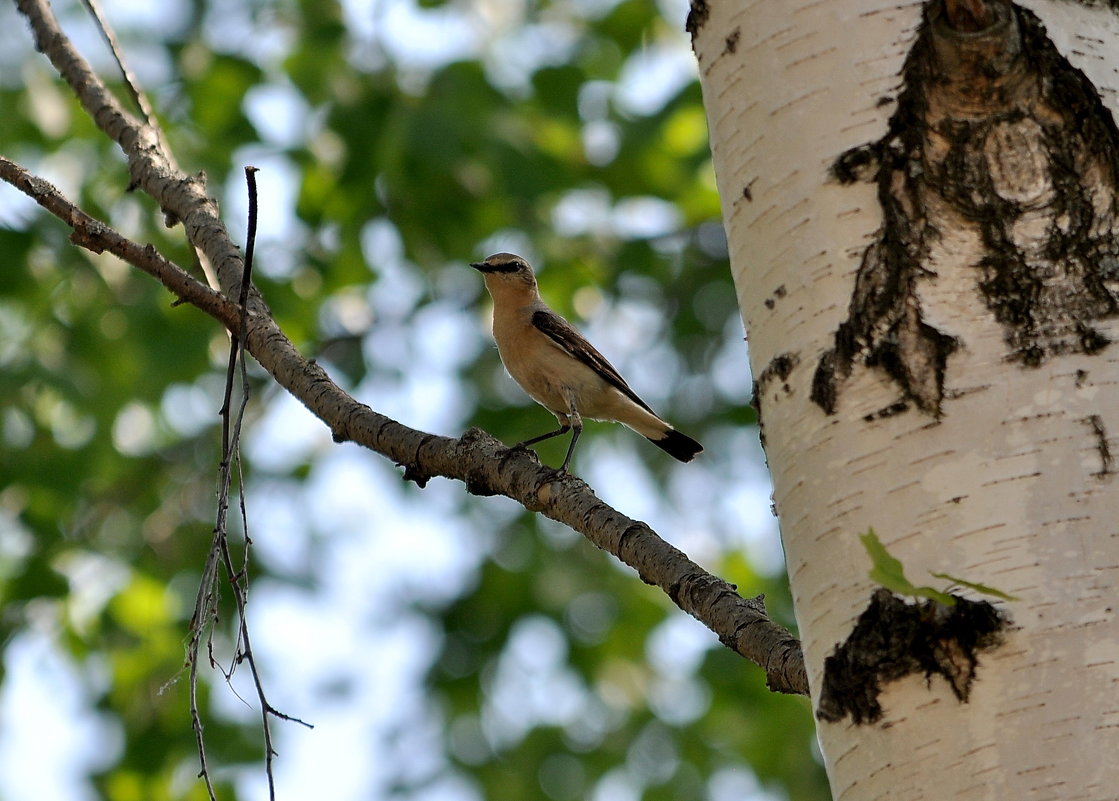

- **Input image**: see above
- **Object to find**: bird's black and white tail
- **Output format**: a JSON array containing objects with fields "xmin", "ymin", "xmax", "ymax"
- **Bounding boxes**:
[{"xmin": 648, "ymin": 429, "xmax": 703, "ymax": 462}]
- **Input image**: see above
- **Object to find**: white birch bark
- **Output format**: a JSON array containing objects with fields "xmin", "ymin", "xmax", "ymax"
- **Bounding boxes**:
[{"xmin": 693, "ymin": 1, "xmax": 1119, "ymax": 798}]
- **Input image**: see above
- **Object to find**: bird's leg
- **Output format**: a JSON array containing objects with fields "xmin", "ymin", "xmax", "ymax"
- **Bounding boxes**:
[
  {"xmin": 558, "ymin": 395, "xmax": 583, "ymax": 473},
  {"xmin": 514, "ymin": 424, "xmax": 571, "ymax": 450},
  {"xmin": 558, "ymin": 423, "xmax": 582, "ymax": 473}
]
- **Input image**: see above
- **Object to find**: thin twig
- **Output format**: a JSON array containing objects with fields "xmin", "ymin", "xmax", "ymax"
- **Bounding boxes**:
[
  {"xmin": 238, "ymin": 167, "xmax": 258, "ymax": 319},
  {"xmin": 75, "ymin": 0, "xmax": 183, "ymax": 192},
  {"xmin": 188, "ymin": 547, "xmax": 222, "ymax": 801},
  {"xmin": 188, "ymin": 655, "xmax": 216, "ymax": 800},
  {"xmin": 194, "ymin": 166, "xmax": 312, "ymax": 801},
  {"xmin": 226, "ymin": 168, "xmax": 312, "ymax": 801},
  {"xmin": 77, "ymin": 0, "xmax": 168, "ymax": 154}
]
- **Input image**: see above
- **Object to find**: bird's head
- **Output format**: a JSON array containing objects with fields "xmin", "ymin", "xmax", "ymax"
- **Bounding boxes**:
[{"xmin": 470, "ymin": 252, "xmax": 539, "ymax": 301}]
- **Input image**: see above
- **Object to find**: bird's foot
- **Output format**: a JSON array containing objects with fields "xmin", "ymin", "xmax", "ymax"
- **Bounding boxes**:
[{"xmin": 500, "ymin": 442, "xmax": 537, "ymax": 467}]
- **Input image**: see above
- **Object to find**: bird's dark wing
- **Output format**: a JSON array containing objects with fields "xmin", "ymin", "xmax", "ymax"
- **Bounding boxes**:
[{"xmin": 532, "ymin": 310, "xmax": 656, "ymax": 414}]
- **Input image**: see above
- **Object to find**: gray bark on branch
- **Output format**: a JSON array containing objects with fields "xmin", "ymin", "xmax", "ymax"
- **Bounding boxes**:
[{"xmin": 10, "ymin": 0, "xmax": 808, "ymax": 696}]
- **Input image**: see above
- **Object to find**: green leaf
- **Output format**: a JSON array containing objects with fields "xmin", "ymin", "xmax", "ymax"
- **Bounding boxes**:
[
  {"xmin": 929, "ymin": 572, "xmax": 1020, "ymax": 601},
  {"xmin": 859, "ymin": 528, "xmax": 908, "ymax": 589},
  {"xmin": 859, "ymin": 529, "xmax": 956, "ymax": 606}
]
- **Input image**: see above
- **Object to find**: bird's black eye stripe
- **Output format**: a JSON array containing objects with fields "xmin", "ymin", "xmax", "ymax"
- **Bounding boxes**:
[{"xmin": 491, "ymin": 261, "xmax": 524, "ymax": 273}]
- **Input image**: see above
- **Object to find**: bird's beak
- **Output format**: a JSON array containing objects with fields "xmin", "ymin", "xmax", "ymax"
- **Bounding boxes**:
[{"xmin": 470, "ymin": 261, "xmax": 490, "ymax": 272}]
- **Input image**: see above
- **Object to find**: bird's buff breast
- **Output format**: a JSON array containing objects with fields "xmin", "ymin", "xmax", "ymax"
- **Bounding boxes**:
[{"xmin": 496, "ymin": 337, "xmax": 613, "ymax": 420}]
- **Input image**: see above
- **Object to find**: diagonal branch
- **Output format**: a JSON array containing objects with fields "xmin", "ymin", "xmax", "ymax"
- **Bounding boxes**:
[{"xmin": 10, "ymin": 0, "xmax": 808, "ymax": 695}]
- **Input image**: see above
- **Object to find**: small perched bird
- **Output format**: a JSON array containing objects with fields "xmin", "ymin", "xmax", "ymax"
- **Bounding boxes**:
[{"xmin": 471, "ymin": 252, "xmax": 703, "ymax": 472}]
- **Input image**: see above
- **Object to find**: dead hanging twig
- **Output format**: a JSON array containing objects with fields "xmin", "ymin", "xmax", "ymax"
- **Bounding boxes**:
[{"xmin": 188, "ymin": 167, "xmax": 312, "ymax": 801}]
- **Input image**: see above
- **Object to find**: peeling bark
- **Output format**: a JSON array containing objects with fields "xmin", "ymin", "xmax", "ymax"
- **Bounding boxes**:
[{"xmin": 814, "ymin": 1, "xmax": 1119, "ymax": 416}]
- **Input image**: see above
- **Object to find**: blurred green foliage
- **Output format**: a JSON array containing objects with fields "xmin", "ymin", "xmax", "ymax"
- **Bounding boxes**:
[{"xmin": 0, "ymin": 0, "xmax": 829, "ymax": 799}]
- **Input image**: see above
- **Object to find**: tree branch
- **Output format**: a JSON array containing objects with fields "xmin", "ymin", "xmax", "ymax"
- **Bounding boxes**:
[
  {"xmin": 10, "ymin": 0, "xmax": 807, "ymax": 696},
  {"xmin": 0, "ymin": 157, "xmax": 237, "ymax": 324}
]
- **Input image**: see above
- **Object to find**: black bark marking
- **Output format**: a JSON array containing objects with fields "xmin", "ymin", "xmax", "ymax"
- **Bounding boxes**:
[
  {"xmin": 1084, "ymin": 414, "xmax": 1113, "ymax": 476},
  {"xmin": 753, "ymin": 352, "xmax": 799, "ymax": 416},
  {"xmin": 753, "ymin": 352, "xmax": 799, "ymax": 451},
  {"xmin": 816, "ymin": 588, "xmax": 1007, "ymax": 725},
  {"xmin": 815, "ymin": 1, "xmax": 1119, "ymax": 416},
  {"xmin": 862, "ymin": 400, "xmax": 910, "ymax": 422},
  {"xmin": 762, "ymin": 283, "xmax": 786, "ymax": 309},
  {"xmin": 685, "ymin": 0, "xmax": 709, "ymax": 43},
  {"xmin": 724, "ymin": 28, "xmax": 741, "ymax": 56}
]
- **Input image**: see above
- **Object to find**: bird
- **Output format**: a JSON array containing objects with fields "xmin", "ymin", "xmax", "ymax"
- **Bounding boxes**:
[{"xmin": 471, "ymin": 252, "xmax": 703, "ymax": 472}]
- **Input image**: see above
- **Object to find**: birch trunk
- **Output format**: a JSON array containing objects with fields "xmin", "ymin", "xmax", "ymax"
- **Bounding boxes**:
[{"xmin": 691, "ymin": 0, "xmax": 1119, "ymax": 798}]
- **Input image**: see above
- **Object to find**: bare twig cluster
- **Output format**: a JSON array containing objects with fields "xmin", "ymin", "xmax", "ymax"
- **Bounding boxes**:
[
  {"xmin": 4, "ymin": 0, "xmax": 809, "ymax": 793},
  {"xmin": 187, "ymin": 167, "xmax": 312, "ymax": 801}
]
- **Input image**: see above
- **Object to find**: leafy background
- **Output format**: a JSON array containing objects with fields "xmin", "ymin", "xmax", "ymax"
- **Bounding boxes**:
[{"xmin": 0, "ymin": 0, "xmax": 829, "ymax": 798}]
